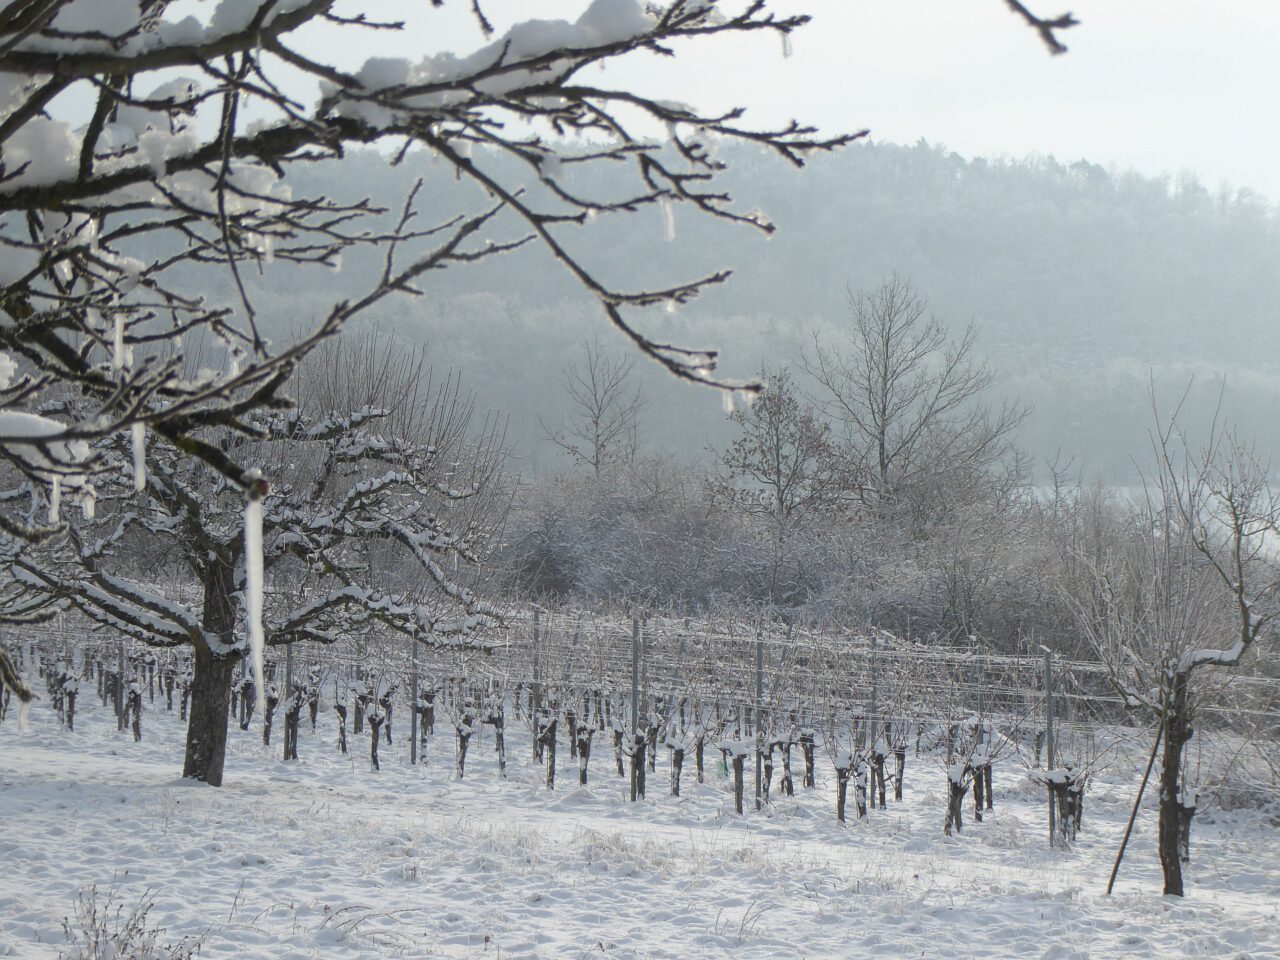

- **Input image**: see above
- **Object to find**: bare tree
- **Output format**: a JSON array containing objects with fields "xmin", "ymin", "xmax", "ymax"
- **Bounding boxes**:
[
  {"xmin": 1070, "ymin": 409, "xmax": 1280, "ymax": 895},
  {"xmin": 543, "ymin": 338, "xmax": 647, "ymax": 474},
  {"xmin": 722, "ymin": 367, "xmax": 844, "ymax": 524},
  {"xmin": 721, "ymin": 367, "xmax": 845, "ymax": 603},
  {"xmin": 805, "ymin": 275, "xmax": 1025, "ymax": 518}
]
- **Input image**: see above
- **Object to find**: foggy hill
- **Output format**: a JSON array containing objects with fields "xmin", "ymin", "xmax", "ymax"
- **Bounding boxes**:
[{"xmin": 204, "ymin": 140, "xmax": 1280, "ymax": 478}]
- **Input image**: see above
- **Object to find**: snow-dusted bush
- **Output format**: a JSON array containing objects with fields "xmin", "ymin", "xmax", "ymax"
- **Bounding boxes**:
[{"xmin": 60, "ymin": 884, "xmax": 206, "ymax": 960}]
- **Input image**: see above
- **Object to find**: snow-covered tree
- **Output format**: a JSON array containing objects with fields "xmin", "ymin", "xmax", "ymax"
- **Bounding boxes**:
[
  {"xmin": 1069, "ymin": 416, "xmax": 1280, "ymax": 895},
  {"xmin": 0, "ymin": 0, "xmax": 864, "ymax": 709},
  {"xmin": 12, "ymin": 334, "xmax": 507, "ymax": 784}
]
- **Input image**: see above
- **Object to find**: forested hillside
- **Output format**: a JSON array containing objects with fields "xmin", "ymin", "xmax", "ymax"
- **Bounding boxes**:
[{"xmin": 201, "ymin": 140, "xmax": 1279, "ymax": 477}]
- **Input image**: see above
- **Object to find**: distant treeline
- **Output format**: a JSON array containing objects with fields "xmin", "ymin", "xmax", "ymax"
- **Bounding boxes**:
[{"xmin": 175, "ymin": 139, "xmax": 1279, "ymax": 478}]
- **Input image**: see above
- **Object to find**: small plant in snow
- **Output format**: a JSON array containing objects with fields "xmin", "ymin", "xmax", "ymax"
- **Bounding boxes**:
[{"xmin": 60, "ymin": 884, "xmax": 206, "ymax": 960}]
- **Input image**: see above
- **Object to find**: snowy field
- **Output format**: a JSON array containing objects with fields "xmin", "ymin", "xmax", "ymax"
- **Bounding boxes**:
[{"xmin": 2, "ymin": 695, "xmax": 1279, "ymax": 959}]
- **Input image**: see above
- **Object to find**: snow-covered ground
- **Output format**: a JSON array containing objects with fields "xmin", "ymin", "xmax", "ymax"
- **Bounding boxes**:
[{"xmin": 2, "ymin": 694, "xmax": 1278, "ymax": 959}]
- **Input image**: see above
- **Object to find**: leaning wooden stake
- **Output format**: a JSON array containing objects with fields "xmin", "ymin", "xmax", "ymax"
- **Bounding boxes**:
[{"xmin": 1106, "ymin": 718, "xmax": 1164, "ymax": 896}]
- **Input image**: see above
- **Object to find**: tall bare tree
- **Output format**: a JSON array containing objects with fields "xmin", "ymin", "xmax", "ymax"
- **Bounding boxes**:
[
  {"xmin": 543, "ymin": 338, "xmax": 647, "ymax": 474},
  {"xmin": 805, "ymin": 275, "xmax": 1024, "ymax": 517}
]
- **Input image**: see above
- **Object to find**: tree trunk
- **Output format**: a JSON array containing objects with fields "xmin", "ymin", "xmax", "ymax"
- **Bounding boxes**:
[
  {"xmin": 490, "ymin": 709, "xmax": 507, "ymax": 778},
  {"xmin": 262, "ymin": 691, "xmax": 279, "ymax": 746},
  {"xmin": 182, "ymin": 555, "xmax": 240, "ymax": 787},
  {"xmin": 763, "ymin": 747, "xmax": 774, "ymax": 802},
  {"xmin": 1159, "ymin": 675, "xmax": 1193, "ymax": 897},
  {"xmin": 542, "ymin": 717, "xmax": 557, "ymax": 790},
  {"xmin": 871, "ymin": 752, "xmax": 886, "ymax": 809},
  {"xmin": 284, "ymin": 699, "xmax": 300, "ymax": 761},
  {"xmin": 945, "ymin": 772, "xmax": 966, "ymax": 836},
  {"xmin": 238, "ymin": 679, "xmax": 253, "ymax": 729},
  {"xmin": 455, "ymin": 717, "xmax": 472, "ymax": 779},
  {"xmin": 577, "ymin": 724, "xmax": 592, "ymax": 785},
  {"xmin": 973, "ymin": 764, "xmax": 985, "ymax": 822},
  {"xmin": 630, "ymin": 733, "xmax": 645, "ymax": 800},
  {"xmin": 335, "ymin": 703, "xmax": 348, "ymax": 754},
  {"xmin": 381, "ymin": 696, "xmax": 394, "ymax": 744},
  {"xmin": 370, "ymin": 714, "xmax": 383, "ymax": 770},
  {"xmin": 182, "ymin": 644, "xmax": 238, "ymax": 786}
]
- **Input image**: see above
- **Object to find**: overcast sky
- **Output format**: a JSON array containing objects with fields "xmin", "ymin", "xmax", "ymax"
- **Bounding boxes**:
[{"xmin": 343, "ymin": 0, "xmax": 1279, "ymax": 202}]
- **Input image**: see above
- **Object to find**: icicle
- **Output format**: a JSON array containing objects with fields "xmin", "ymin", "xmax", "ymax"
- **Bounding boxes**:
[
  {"xmin": 781, "ymin": 32, "xmax": 793, "ymax": 59},
  {"xmin": 131, "ymin": 422, "xmax": 146, "ymax": 491},
  {"xmin": 661, "ymin": 197, "xmax": 676, "ymax": 243},
  {"xmin": 113, "ymin": 314, "xmax": 125, "ymax": 371},
  {"xmin": 721, "ymin": 390, "xmax": 735, "ymax": 415},
  {"xmin": 48, "ymin": 475, "xmax": 61, "ymax": 522},
  {"xmin": 244, "ymin": 474, "xmax": 268, "ymax": 715}
]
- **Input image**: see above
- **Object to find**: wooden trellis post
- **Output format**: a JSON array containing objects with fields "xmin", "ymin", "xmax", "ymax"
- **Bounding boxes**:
[
  {"xmin": 1046, "ymin": 649, "xmax": 1057, "ymax": 846},
  {"xmin": 410, "ymin": 637, "xmax": 419, "ymax": 765},
  {"xmin": 754, "ymin": 629, "xmax": 764, "ymax": 812},
  {"xmin": 630, "ymin": 617, "xmax": 640, "ymax": 802},
  {"xmin": 532, "ymin": 607, "xmax": 542, "ymax": 759}
]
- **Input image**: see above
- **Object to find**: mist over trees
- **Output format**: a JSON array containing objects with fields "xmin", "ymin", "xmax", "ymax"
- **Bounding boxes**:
[
  {"xmin": 212, "ymin": 139, "xmax": 1278, "ymax": 478},
  {"xmin": 168, "ymin": 135, "xmax": 1279, "ymax": 654}
]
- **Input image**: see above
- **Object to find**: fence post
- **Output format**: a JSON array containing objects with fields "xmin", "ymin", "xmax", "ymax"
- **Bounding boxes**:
[
  {"xmin": 532, "ymin": 607, "xmax": 542, "ymax": 759},
  {"xmin": 755, "ymin": 629, "xmax": 764, "ymax": 812},
  {"xmin": 630, "ymin": 616, "xmax": 639, "ymax": 802},
  {"xmin": 977, "ymin": 637, "xmax": 987, "ymax": 746},
  {"xmin": 115, "ymin": 638, "xmax": 125, "ymax": 730},
  {"xmin": 870, "ymin": 632, "xmax": 879, "ymax": 739},
  {"xmin": 410, "ymin": 637, "xmax": 419, "ymax": 765},
  {"xmin": 1045, "ymin": 648, "xmax": 1056, "ymax": 846},
  {"xmin": 641, "ymin": 617, "xmax": 649, "ymax": 718}
]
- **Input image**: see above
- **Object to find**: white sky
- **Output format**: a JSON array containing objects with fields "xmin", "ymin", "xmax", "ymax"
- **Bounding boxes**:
[{"xmin": 342, "ymin": 0, "xmax": 1280, "ymax": 202}]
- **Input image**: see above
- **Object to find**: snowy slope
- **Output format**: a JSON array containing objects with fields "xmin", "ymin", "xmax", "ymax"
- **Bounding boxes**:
[{"xmin": 2, "ymin": 695, "xmax": 1277, "ymax": 959}]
